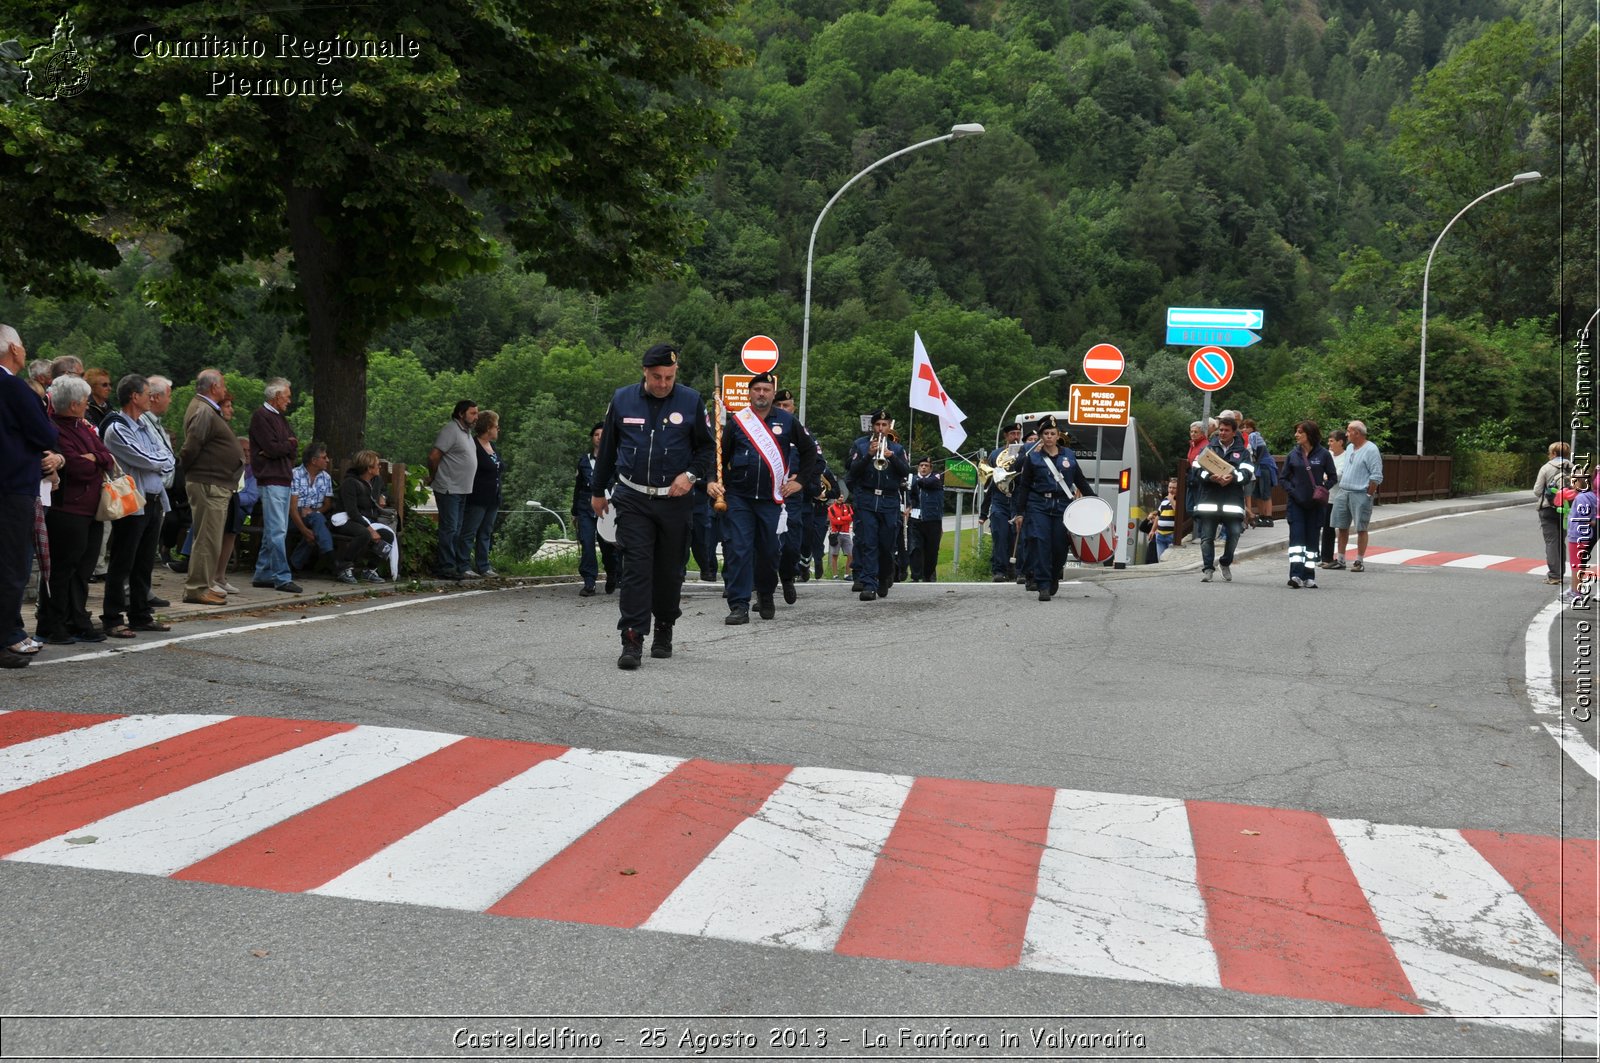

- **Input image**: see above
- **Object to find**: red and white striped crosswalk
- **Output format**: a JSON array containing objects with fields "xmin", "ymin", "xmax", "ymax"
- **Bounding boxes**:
[
  {"xmin": 1, "ymin": 709, "xmax": 1594, "ymax": 1043},
  {"xmin": 1358, "ymin": 546, "xmax": 1552, "ymax": 574}
]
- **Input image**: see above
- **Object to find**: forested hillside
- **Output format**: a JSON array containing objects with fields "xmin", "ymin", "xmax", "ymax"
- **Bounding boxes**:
[{"xmin": 1, "ymin": 0, "xmax": 1592, "ymax": 519}]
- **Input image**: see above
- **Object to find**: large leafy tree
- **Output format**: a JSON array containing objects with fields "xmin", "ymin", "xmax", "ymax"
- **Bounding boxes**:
[{"xmin": 0, "ymin": 1, "xmax": 742, "ymax": 462}]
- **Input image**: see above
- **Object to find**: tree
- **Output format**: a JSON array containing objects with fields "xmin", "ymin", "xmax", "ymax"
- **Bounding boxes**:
[{"xmin": 0, "ymin": 1, "xmax": 743, "ymax": 464}]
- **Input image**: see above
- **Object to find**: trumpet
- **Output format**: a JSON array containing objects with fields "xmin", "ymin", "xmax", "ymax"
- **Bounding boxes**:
[{"xmin": 872, "ymin": 432, "xmax": 890, "ymax": 470}]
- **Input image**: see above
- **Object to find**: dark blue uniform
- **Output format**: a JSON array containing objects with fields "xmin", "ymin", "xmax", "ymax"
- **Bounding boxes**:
[
  {"xmin": 1012, "ymin": 443, "xmax": 1095, "ymax": 597},
  {"xmin": 718, "ymin": 407, "xmax": 816, "ymax": 616},
  {"xmin": 592, "ymin": 381, "xmax": 713, "ymax": 636},
  {"xmin": 571, "ymin": 449, "xmax": 619, "ymax": 592},
  {"xmin": 911, "ymin": 469, "xmax": 945, "ymax": 582},
  {"xmin": 845, "ymin": 435, "xmax": 911, "ymax": 595},
  {"xmin": 980, "ymin": 443, "xmax": 1018, "ymax": 579}
]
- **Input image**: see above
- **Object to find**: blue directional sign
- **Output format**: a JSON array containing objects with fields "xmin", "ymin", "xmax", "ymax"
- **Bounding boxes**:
[
  {"xmin": 1166, "ymin": 326, "xmax": 1261, "ymax": 348},
  {"xmin": 1167, "ymin": 306, "xmax": 1265, "ymax": 329}
]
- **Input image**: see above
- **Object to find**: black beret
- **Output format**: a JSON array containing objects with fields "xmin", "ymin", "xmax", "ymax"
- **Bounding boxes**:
[
  {"xmin": 1004, "ymin": 422, "xmax": 1021, "ymax": 433},
  {"xmin": 773, "ymin": 388, "xmax": 793, "ymax": 402},
  {"xmin": 642, "ymin": 343, "xmax": 679, "ymax": 367},
  {"xmin": 1037, "ymin": 414, "xmax": 1058, "ymax": 431},
  {"xmin": 918, "ymin": 455, "xmax": 933, "ymax": 465},
  {"xmin": 749, "ymin": 372, "xmax": 775, "ymax": 387},
  {"xmin": 868, "ymin": 409, "xmax": 890, "ymax": 422}
]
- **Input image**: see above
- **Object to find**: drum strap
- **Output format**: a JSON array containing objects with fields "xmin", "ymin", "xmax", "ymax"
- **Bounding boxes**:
[{"xmin": 1042, "ymin": 452, "xmax": 1078, "ymax": 500}]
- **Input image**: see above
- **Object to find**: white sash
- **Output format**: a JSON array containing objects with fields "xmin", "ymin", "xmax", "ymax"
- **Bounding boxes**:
[
  {"xmin": 1040, "ymin": 449, "xmax": 1078, "ymax": 500},
  {"xmin": 733, "ymin": 408, "xmax": 787, "ymax": 505}
]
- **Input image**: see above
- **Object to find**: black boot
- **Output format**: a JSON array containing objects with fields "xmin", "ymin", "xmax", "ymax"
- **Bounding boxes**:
[
  {"xmin": 650, "ymin": 624, "xmax": 673, "ymax": 659},
  {"xmin": 617, "ymin": 628, "xmax": 643, "ymax": 670},
  {"xmin": 781, "ymin": 576, "xmax": 797, "ymax": 604},
  {"xmin": 757, "ymin": 593, "xmax": 775, "ymax": 620}
]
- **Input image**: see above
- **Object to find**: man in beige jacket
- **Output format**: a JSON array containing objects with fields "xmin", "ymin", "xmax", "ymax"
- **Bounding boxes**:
[{"xmin": 179, "ymin": 369, "xmax": 245, "ymax": 605}]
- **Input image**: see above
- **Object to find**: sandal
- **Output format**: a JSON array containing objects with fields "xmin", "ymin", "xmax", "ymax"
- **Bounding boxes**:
[
  {"xmin": 104, "ymin": 625, "xmax": 138, "ymax": 639},
  {"xmin": 1350, "ymin": 559, "xmax": 1365, "ymax": 572},
  {"xmin": 128, "ymin": 620, "xmax": 172, "ymax": 632}
]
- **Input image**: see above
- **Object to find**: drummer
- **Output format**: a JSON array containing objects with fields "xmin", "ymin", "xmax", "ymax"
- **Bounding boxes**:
[{"xmin": 1011, "ymin": 414, "xmax": 1095, "ymax": 602}]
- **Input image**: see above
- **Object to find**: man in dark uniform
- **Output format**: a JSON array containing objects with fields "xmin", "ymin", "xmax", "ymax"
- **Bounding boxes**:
[
  {"xmin": 707, "ymin": 373, "xmax": 816, "ymax": 624},
  {"xmin": 1011, "ymin": 414, "xmax": 1095, "ymax": 602},
  {"xmin": 980, "ymin": 422, "xmax": 1022, "ymax": 582},
  {"xmin": 1191, "ymin": 415, "xmax": 1255, "ymax": 583},
  {"xmin": 772, "ymin": 387, "xmax": 814, "ymax": 596},
  {"xmin": 572, "ymin": 422, "xmax": 620, "ymax": 596},
  {"xmin": 845, "ymin": 410, "xmax": 911, "ymax": 602},
  {"xmin": 592, "ymin": 343, "xmax": 714, "ymax": 669}
]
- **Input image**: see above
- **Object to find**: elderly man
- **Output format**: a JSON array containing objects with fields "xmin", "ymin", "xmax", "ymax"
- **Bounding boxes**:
[
  {"xmin": 179, "ymin": 368, "xmax": 246, "ymax": 605},
  {"xmin": 0, "ymin": 326, "xmax": 62, "ymax": 667},
  {"xmin": 138, "ymin": 375, "xmax": 177, "ymax": 608},
  {"xmin": 1331, "ymin": 419, "xmax": 1384, "ymax": 572},
  {"xmin": 99, "ymin": 375, "xmax": 175, "ymax": 636},
  {"xmin": 248, "ymin": 378, "xmax": 301, "ymax": 593}
]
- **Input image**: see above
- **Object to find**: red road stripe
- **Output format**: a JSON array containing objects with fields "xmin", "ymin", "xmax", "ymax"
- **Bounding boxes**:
[
  {"xmin": 833, "ymin": 777, "xmax": 1054, "ymax": 968},
  {"xmin": 1188, "ymin": 800, "xmax": 1421, "ymax": 1012},
  {"xmin": 1487, "ymin": 557, "xmax": 1547, "ymax": 573},
  {"xmin": 1402, "ymin": 551, "xmax": 1474, "ymax": 566},
  {"xmin": 1360, "ymin": 546, "xmax": 1398, "ymax": 557},
  {"xmin": 0, "ymin": 710, "xmax": 124, "ymax": 750},
  {"xmin": 0, "ymin": 716, "xmax": 353, "ymax": 857},
  {"xmin": 174, "ymin": 737, "xmax": 568, "ymax": 892},
  {"xmin": 1462, "ymin": 830, "xmax": 1600, "ymax": 981},
  {"xmin": 487, "ymin": 759, "xmax": 792, "ymax": 925}
]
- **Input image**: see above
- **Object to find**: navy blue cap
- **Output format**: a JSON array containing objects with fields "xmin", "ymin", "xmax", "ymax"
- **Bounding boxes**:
[{"xmin": 642, "ymin": 343, "xmax": 679, "ymax": 367}]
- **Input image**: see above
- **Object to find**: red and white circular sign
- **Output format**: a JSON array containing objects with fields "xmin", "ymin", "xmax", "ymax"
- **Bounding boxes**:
[
  {"xmin": 1082, "ymin": 343, "xmax": 1125, "ymax": 386},
  {"xmin": 741, "ymin": 335, "xmax": 780, "ymax": 374},
  {"xmin": 1187, "ymin": 346, "xmax": 1234, "ymax": 392}
]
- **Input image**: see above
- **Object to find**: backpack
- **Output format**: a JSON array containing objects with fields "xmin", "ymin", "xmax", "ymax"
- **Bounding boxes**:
[
  {"xmin": 1252, "ymin": 438, "xmax": 1279, "ymax": 488},
  {"xmin": 1545, "ymin": 464, "xmax": 1572, "ymax": 511}
]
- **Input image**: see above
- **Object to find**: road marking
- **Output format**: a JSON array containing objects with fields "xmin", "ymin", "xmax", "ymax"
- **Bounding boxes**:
[
  {"xmin": 1023, "ymin": 789, "xmax": 1221, "ymax": 988},
  {"xmin": 29, "ymin": 590, "xmax": 495, "ymax": 667},
  {"xmin": 1, "ymin": 709, "xmax": 1593, "ymax": 1044},
  {"xmin": 1524, "ymin": 599, "xmax": 1600, "ymax": 780}
]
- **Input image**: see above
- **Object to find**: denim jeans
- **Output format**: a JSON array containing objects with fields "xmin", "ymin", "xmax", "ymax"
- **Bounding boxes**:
[
  {"xmin": 433, "ymin": 492, "xmax": 468, "ymax": 576},
  {"xmin": 461, "ymin": 504, "xmax": 497, "ymax": 574},
  {"xmin": 290, "ymin": 511, "xmax": 335, "ymax": 570},
  {"xmin": 253, "ymin": 484, "xmax": 293, "ymax": 586}
]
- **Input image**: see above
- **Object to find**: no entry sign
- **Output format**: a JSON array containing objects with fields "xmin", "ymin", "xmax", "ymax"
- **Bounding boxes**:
[
  {"xmin": 1082, "ymin": 343, "xmax": 1125, "ymax": 386},
  {"xmin": 740, "ymin": 335, "xmax": 780, "ymax": 374},
  {"xmin": 1187, "ymin": 346, "xmax": 1234, "ymax": 392}
]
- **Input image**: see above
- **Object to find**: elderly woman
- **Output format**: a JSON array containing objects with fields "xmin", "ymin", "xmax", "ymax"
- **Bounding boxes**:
[
  {"xmin": 1534, "ymin": 441, "xmax": 1575, "ymax": 585},
  {"xmin": 333, "ymin": 449, "xmax": 395, "ymax": 584},
  {"xmin": 37, "ymin": 376, "xmax": 115, "ymax": 644}
]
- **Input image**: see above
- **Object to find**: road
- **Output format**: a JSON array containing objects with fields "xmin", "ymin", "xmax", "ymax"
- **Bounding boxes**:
[{"xmin": 1, "ymin": 505, "xmax": 1594, "ymax": 1060}]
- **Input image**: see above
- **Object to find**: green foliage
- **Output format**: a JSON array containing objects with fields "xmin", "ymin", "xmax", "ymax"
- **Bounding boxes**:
[{"xmin": 1453, "ymin": 451, "xmax": 1541, "ymax": 495}]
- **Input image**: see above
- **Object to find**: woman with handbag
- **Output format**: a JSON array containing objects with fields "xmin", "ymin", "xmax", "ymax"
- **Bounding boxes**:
[
  {"xmin": 37, "ymin": 376, "xmax": 116, "ymax": 643},
  {"xmin": 1281, "ymin": 419, "xmax": 1338, "ymax": 589}
]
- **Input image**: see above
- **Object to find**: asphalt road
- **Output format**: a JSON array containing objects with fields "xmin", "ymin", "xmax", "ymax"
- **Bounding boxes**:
[{"xmin": 2, "ymin": 505, "xmax": 1594, "ymax": 1060}]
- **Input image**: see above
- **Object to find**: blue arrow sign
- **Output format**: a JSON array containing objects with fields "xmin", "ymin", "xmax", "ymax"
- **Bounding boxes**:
[
  {"xmin": 1166, "ymin": 326, "xmax": 1261, "ymax": 348},
  {"xmin": 1167, "ymin": 306, "xmax": 1264, "ymax": 329}
]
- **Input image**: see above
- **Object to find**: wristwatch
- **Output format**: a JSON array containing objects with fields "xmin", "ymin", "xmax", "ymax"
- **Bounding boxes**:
[{"xmin": 683, "ymin": 471, "xmax": 698, "ymax": 485}]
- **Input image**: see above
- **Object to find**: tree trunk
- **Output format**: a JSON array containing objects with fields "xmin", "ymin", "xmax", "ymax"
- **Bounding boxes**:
[{"xmin": 283, "ymin": 181, "xmax": 366, "ymax": 470}]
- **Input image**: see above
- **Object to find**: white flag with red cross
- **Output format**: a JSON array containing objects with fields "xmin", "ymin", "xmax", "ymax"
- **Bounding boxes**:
[{"xmin": 909, "ymin": 332, "xmax": 968, "ymax": 453}]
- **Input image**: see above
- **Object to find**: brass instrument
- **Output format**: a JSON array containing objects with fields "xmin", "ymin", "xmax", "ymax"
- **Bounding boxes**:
[
  {"xmin": 977, "ymin": 444, "xmax": 1024, "ymax": 496},
  {"xmin": 872, "ymin": 432, "xmax": 890, "ymax": 470}
]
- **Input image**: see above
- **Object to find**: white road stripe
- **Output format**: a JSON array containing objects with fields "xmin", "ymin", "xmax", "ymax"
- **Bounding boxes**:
[
  {"xmin": 1023, "ymin": 789, "xmax": 1220, "ymax": 988},
  {"xmin": 0, "ymin": 713, "xmax": 232, "ymax": 794},
  {"xmin": 1329, "ymin": 819, "xmax": 1598, "ymax": 1043},
  {"xmin": 1523, "ymin": 599, "xmax": 1600, "ymax": 780},
  {"xmin": 1360, "ymin": 548, "xmax": 1434, "ymax": 564},
  {"xmin": 312, "ymin": 747, "xmax": 681, "ymax": 911},
  {"xmin": 1443, "ymin": 554, "xmax": 1517, "ymax": 568},
  {"xmin": 7, "ymin": 726, "xmax": 461, "ymax": 874},
  {"xmin": 644, "ymin": 766, "xmax": 912, "ymax": 951},
  {"xmin": 31, "ymin": 590, "xmax": 496, "ymax": 667}
]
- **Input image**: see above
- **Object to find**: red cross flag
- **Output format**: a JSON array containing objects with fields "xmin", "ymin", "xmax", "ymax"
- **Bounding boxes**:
[{"xmin": 909, "ymin": 332, "xmax": 968, "ymax": 453}]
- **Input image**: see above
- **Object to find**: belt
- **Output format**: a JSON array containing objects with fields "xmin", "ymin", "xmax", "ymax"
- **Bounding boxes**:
[
  {"xmin": 618, "ymin": 474, "xmax": 675, "ymax": 497},
  {"xmin": 1040, "ymin": 491, "xmax": 1058, "ymax": 499},
  {"xmin": 872, "ymin": 489, "xmax": 885, "ymax": 496}
]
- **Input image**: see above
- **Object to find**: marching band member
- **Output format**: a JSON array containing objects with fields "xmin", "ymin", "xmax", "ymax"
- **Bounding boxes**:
[
  {"xmin": 772, "ymin": 387, "xmax": 813, "ymax": 598},
  {"xmin": 707, "ymin": 373, "xmax": 816, "ymax": 625},
  {"xmin": 1011, "ymin": 414, "xmax": 1094, "ymax": 602},
  {"xmin": 592, "ymin": 343, "xmax": 714, "ymax": 669},
  {"xmin": 846, "ymin": 410, "xmax": 911, "ymax": 602},
  {"xmin": 980, "ymin": 422, "xmax": 1023, "ymax": 582},
  {"xmin": 573, "ymin": 422, "xmax": 620, "ymax": 596}
]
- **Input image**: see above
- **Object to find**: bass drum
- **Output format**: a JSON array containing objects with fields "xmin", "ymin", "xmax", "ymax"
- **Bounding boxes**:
[
  {"xmin": 596, "ymin": 503, "xmax": 618, "ymax": 543},
  {"xmin": 1063, "ymin": 495, "xmax": 1115, "ymax": 563}
]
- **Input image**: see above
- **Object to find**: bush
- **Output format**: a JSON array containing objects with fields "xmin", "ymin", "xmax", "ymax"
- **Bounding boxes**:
[
  {"xmin": 1452, "ymin": 452, "xmax": 1541, "ymax": 495},
  {"xmin": 400, "ymin": 512, "xmax": 438, "ymax": 577}
]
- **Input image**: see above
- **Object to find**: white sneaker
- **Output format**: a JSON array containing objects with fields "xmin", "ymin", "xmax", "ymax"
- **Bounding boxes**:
[
  {"xmin": 1221, "ymin": 565, "xmax": 1232, "ymax": 582},
  {"xmin": 213, "ymin": 581, "xmax": 241, "ymax": 595}
]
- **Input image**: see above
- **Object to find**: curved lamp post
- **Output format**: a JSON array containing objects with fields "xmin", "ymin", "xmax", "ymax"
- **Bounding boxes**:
[
  {"xmin": 797, "ymin": 123, "xmax": 985, "ymax": 421},
  {"xmin": 524, "ymin": 500, "xmax": 568, "ymax": 541},
  {"xmin": 1417, "ymin": 171, "xmax": 1542, "ymax": 455},
  {"xmin": 995, "ymin": 369, "xmax": 1069, "ymax": 447}
]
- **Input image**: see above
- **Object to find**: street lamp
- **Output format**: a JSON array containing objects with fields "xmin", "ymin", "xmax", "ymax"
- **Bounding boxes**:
[
  {"xmin": 1417, "ymin": 171, "xmax": 1542, "ymax": 455},
  {"xmin": 797, "ymin": 122, "xmax": 986, "ymax": 421},
  {"xmin": 524, "ymin": 500, "xmax": 568, "ymax": 541},
  {"xmin": 996, "ymin": 370, "xmax": 1069, "ymax": 447}
]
